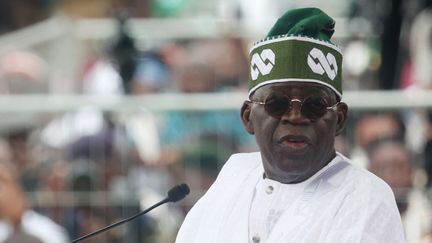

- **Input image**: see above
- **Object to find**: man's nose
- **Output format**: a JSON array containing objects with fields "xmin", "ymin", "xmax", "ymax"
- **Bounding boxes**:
[{"xmin": 280, "ymin": 100, "xmax": 309, "ymax": 124}]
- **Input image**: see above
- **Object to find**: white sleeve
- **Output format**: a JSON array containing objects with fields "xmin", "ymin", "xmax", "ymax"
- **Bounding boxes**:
[
  {"xmin": 325, "ymin": 186, "xmax": 406, "ymax": 243},
  {"xmin": 175, "ymin": 154, "xmax": 238, "ymax": 243},
  {"xmin": 176, "ymin": 153, "xmax": 260, "ymax": 243},
  {"xmin": 21, "ymin": 210, "xmax": 69, "ymax": 243}
]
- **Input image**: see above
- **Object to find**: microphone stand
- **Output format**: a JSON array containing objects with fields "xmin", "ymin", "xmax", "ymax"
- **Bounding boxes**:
[
  {"xmin": 70, "ymin": 183, "xmax": 189, "ymax": 243},
  {"xmin": 71, "ymin": 198, "xmax": 169, "ymax": 243}
]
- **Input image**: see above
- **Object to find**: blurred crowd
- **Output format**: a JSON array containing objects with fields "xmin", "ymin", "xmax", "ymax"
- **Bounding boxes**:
[{"xmin": 0, "ymin": 0, "xmax": 432, "ymax": 242}]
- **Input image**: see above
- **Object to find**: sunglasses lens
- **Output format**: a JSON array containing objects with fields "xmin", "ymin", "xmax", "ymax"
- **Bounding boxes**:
[
  {"xmin": 264, "ymin": 95, "xmax": 290, "ymax": 118},
  {"xmin": 260, "ymin": 95, "xmax": 332, "ymax": 120},
  {"xmin": 302, "ymin": 97, "xmax": 328, "ymax": 119}
]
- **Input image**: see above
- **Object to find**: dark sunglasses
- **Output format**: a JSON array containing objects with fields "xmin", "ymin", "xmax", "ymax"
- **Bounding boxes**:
[{"xmin": 248, "ymin": 94, "xmax": 339, "ymax": 120}]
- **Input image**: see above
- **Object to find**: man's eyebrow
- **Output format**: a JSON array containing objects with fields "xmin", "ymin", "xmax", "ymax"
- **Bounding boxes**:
[
  {"xmin": 308, "ymin": 87, "xmax": 335, "ymax": 97},
  {"xmin": 298, "ymin": 88, "xmax": 333, "ymax": 96}
]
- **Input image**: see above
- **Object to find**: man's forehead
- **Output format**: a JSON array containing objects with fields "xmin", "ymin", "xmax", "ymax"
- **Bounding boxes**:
[{"xmin": 253, "ymin": 82, "xmax": 334, "ymax": 97}]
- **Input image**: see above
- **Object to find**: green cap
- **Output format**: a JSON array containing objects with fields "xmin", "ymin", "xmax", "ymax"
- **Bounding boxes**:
[{"xmin": 249, "ymin": 8, "xmax": 343, "ymax": 98}]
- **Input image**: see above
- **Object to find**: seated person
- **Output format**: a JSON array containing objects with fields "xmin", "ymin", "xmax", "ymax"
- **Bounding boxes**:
[{"xmin": 0, "ymin": 139, "xmax": 69, "ymax": 243}]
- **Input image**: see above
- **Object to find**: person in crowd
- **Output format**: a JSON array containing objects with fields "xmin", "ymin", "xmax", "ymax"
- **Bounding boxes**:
[
  {"xmin": 351, "ymin": 112, "xmax": 405, "ymax": 168},
  {"xmin": 175, "ymin": 7, "xmax": 405, "ymax": 243},
  {"xmin": 158, "ymin": 54, "xmax": 254, "ymax": 165},
  {"xmin": 0, "ymin": 139, "xmax": 69, "ymax": 243},
  {"xmin": 367, "ymin": 138, "xmax": 432, "ymax": 243}
]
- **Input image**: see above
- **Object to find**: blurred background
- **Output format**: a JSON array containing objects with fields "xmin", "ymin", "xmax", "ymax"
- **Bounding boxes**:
[{"xmin": 0, "ymin": 0, "xmax": 431, "ymax": 242}]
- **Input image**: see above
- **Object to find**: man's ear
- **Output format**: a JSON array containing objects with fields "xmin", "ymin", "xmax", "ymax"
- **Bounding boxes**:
[
  {"xmin": 335, "ymin": 102, "xmax": 348, "ymax": 136},
  {"xmin": 240, "ymin": 101, "xmax": 255, "ymax": 134}
]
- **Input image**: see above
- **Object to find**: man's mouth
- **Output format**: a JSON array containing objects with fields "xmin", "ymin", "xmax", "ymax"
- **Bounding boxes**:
[{"xmin": 278, "ymin": 135, "xmax": 311, "ymax": 150}]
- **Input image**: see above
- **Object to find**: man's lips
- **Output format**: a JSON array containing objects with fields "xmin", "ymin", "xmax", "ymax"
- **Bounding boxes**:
[{"xmin": 278, "ymin": 135, "xmax": 311, "ymax": 149}]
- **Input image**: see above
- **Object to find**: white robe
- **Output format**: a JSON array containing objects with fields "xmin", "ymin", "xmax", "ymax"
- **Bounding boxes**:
[
  {"xmin": 0, "ymin": 210, "xmax": 69, "ymax": 243},
  {"xmin": 175, "ymin": 152, "xmax": 406, "ymax": 243}
]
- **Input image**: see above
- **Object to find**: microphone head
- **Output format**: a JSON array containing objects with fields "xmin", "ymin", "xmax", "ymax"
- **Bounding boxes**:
[{"xmin": 167, "ymin": 184, "xmax": 190, "ymax": 202}]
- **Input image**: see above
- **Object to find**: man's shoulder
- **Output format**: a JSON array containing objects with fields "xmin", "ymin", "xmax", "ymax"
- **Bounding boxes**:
[
  {"xmin": 224, "ymin": 151, "xmax": 262, "ymax": 169},
  {"xmin": 216, "ymin": 152, "xmax": 262, "ymax": 180},
  {"xmin": 339, "ymin": 154, "xmax": 395, "ymax": 200}
]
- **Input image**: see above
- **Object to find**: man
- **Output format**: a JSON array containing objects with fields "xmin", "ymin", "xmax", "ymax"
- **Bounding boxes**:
[{"xmin": 175, "ymin": 8, "xmax": 405, "ymax": 243}]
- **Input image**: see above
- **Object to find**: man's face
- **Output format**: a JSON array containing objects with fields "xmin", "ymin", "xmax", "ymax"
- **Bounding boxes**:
[
  {"xmin": 368, "ymin": 143, "xmax": 412, "ymax": 214},
  {"xmin": 241, "ymin": 82, "xmax": 348, "ymax": 183},
  {"xmin": 368, "ymin": 143, "xmax": 413, "ymax": 193}
]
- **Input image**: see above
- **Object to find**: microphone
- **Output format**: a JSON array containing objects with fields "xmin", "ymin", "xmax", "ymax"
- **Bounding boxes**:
[
  {"xmin": 70, "ymin": 184, "xmax": 190, "ymax": 243},
  {"xmin": 167, "ymin": 183, "xmax": 191, "ymax": 202}
]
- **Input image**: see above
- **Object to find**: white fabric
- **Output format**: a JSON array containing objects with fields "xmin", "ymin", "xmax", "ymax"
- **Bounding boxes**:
[
  {"xmin": 175, "ymin": 152, "xmax": 406, "ymax": 243},
  {"xmin": 403, "ymin": 189, "xmax": 432, "ymax": 243},
  {"xmin": 0, "ymin": 210, "xmax": 69, "ymax": 243}
]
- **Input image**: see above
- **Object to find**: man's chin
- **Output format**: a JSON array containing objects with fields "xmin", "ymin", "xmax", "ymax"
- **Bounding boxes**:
[
  {"xmin": 270, "ymin": 159, "xmax": 313, "ymax": 179},
  {"xmin": 275, "ymin": 143, "xmax": 312, "ymax": 158},
  {"xmin": 266, "ymin": 165, "xmax": 313, "ymax": 184}
]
